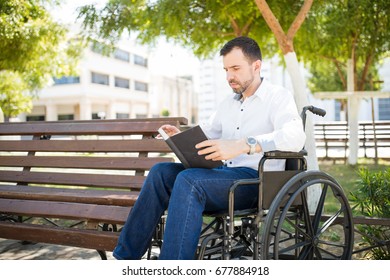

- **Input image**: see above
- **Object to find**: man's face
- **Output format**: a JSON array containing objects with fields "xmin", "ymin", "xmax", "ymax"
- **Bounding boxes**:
[{"xmin": 223, "ymin": 47, "xmax": 259, "ymax": 95}]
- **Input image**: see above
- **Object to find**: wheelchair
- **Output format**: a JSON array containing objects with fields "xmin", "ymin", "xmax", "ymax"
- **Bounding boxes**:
[{"xmin": 196, "ymin": 106, "xmax": 354, "ymax": 260}]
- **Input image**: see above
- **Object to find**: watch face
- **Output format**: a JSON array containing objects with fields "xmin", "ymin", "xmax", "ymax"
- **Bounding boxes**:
[{"xmin": 248, "ymin": 137, "xmax": 257, "ymax": 145}]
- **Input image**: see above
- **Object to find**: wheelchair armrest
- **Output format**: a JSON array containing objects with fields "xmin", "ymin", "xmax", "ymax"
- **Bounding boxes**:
[
  {"xmin": 263, "ymin": 149, "xmax": 307, "ymax": 159},
  {"xmin": 260, "ymin": 150, "xmax": 307, "ymax": 172}
]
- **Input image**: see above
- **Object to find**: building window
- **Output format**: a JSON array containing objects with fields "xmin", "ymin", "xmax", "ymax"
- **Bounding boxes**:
[
  {"xmin": 91, "ymin": 72, "xmax": 109, "ymax": 86},
  {"xmin": 26, "ymin": 115, "xmax": 45, "ymax": 121},
  {"xmin": 378, "ymin": 98, "xmax": 390, "ymax": 120},
  {"xmin": 53, "ymin": 76, "xmax": 80, "ymax": 85},
  {"xmin": 134, "ymin": 81, "xmax": 148, "ymax": 92},
  {"xmin": 115, "ymin": 77, "xmax": 130, "ymax": 89},
  {"xmin": 134, "ymin": 54, "xmax": 148, "ymax": 67},
  {"xmin": 114, "ymin": 48, "xmax": 130, "ymax": 62},
  {"xmin": 116, "ymin": 113, "xmax": 129, "ymax": 119},
  {"xmin": 92, "ymin": 112, "xmax": 106, "ymax": 119},
  {"xmin": 335, "ymin": 100, "xmax": 341, "ymax": 121},
  {"xmin": 58, "ymin": 114, "xmax": 74, "ymax": 121}
]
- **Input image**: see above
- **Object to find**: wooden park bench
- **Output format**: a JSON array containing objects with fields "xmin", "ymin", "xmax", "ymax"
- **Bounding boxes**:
[
  {"xmin": 314, "ymin": 121, "xmax": 390, "ymax": 161},
  {"xmin": 0, "ymin": 117, "xmax": 187, "ymax": 259}
]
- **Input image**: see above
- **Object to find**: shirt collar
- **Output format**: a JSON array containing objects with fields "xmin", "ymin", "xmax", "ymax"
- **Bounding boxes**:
[
  {"xmin": 233, "ymin": 77, "xmax": 267, "ymax": 102},
  {"xmin": 254, "ymin": 77, "xmax": 268, "ymax": 101}
]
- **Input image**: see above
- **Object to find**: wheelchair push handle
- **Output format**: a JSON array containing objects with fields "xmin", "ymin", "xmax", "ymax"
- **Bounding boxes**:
[
  {"xmin": 308, "ymin": 106, "xmax": 326, "ymax": 117},
  {"xmin": 301, "ymin": 105, "xmax": 326, "ymax": 130}
]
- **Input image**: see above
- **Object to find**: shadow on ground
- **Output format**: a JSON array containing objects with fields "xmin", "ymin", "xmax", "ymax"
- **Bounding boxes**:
[{"xmin": 0, "ymin": 238, "xmax": 115, "ymax": 260}]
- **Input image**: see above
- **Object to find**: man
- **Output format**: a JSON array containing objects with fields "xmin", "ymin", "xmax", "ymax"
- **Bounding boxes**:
[{"xmin": 113, "ymin": 36, "xmax": 306, "ymax": 260}]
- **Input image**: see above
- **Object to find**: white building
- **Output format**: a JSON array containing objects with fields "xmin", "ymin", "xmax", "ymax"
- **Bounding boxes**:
[
  {"xmin": 150, "ymin": 75, "xmax": 195, "ymax": 123},
  {"xmin": 19, "ymin": 40, "xmax": 196, "ymax": 123}
]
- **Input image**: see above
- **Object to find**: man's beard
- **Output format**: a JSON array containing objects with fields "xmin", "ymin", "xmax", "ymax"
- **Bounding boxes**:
[{"xmin": 230, "ymin": 77, "xmax": 253, "ymax": 95}]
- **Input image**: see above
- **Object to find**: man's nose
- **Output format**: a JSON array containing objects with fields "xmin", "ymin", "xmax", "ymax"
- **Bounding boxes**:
[{"xmin": 226, "ymin": 71, "xmax": 234, "ymax": 81}]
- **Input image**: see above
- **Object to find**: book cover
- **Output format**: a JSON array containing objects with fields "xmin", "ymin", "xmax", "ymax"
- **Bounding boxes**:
[{"xmin": 158, "ymin": 125, "xmax": 223, "ymax": 169}]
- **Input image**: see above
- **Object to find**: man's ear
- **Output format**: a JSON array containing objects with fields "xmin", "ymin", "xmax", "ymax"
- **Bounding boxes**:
[{"xmin": 254, "ymin": 60, "xmax": 262, "ymax": 72}]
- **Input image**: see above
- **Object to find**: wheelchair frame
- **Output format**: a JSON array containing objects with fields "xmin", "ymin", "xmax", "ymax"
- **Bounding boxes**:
[{"xmin": 196, "ymin": 106, "xmax": 354, "ymax": 260}]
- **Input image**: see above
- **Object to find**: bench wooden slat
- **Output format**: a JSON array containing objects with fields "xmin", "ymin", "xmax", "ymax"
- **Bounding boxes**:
[
  {"xmin": 0, "ymin": 170, "xmax": 145, "ymax": 190},
  {"xmin": 0, "ymin": 222, "xmax": 119, "ymax": 251},
  {"xmin": 0, "ymin": 117, "xmax": 187, "ymax": 258},
  {"xmin": 0, "ymin": 155, "xmax": 173, "ymax": 170},
  {"xmin": 0, "ymin": 198, "xmax": 130, "ymax": 223},
  {"xmin": 0, "ymin": 116, "xmax": 188, "ymax": 126},
  {"xmin": 0, "ymin": 120, "xmax": 179, "ymax": 136},
  {"xmin": 0, "ymin": 185, "xmax": 138, "ymax": 206},
  {"xmin": 0, "ymin": 139, "xmax": 172, "ymax": 153}
]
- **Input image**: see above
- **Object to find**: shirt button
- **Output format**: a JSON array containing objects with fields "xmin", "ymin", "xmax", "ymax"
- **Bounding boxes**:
[
  {"xmin": 236, "ymin": 127, "xmax": 239, "ymax": 130},
  {"xmin": 229, "ymin": 161, "xmax": 233, "ymax": 164}
]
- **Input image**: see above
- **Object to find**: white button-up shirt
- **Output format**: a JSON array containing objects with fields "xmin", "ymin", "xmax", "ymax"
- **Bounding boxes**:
[{"xmin": 200, "ymin": 79, "xmax": 306, "ymax": 171}]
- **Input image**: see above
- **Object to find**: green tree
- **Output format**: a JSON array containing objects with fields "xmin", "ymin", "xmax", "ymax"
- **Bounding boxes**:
[
  {"xmin": 0, "ymin": 0, "xmax": 84, "ymax": 121},
  {"xmin": 161, "ymin": 108, "xmax": 170, "ymax": 117},
  {"xmin": 77, "ymin": 0, "xmax": 273, "ymax": 58},
  {"xmin": 78, "ymin": 0, "xmax": 321, "ymax": 169},
  {"xmin": 0, "ymin": 71, "xmax": 31, "ymax": 121},
  {"xmin": 297, "ymin": 0, "xmax": 390, "ymax": 93}
]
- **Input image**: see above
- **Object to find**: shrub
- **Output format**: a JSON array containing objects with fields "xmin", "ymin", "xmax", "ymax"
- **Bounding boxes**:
[{"xmin": 350, "ymin": 168, "xmax": 390, "ymax": 259}]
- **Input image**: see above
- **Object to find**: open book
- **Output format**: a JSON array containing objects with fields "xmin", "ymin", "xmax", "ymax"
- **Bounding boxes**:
[{"xmin": 158, "ymin": 125, "xmax": 224, "ymax": 169}]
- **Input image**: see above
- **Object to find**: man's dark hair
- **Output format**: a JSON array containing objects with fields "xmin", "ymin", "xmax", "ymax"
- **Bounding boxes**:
[{"xmin": 220, "ymin": 36, "xmax": 262, "ymax": 62}]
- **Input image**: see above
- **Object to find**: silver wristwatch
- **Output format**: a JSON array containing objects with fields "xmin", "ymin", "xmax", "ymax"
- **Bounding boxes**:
[{"xmin": 246, "ymin": 136, "xmax": 257, "ymax": 155}]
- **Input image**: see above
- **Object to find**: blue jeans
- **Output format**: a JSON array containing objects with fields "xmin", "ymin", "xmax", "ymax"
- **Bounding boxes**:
[{"xmin": 113, "ymin": 162, "xmax": 259, "ymax": 260}]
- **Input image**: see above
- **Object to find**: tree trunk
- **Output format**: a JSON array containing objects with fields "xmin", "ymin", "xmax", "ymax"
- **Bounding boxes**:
[
  {"xmin": 284, "ymin": 52, "xmax": 321, "ymax": 211},
  {"xmin": 254, "ymin": 0, "xmax": 320, "ymax": 211},
  {"xmin": 254, "ymin": 0, "xmax": 318, "ymax": 169},
  {"xmin": 284, "ymin": 52, "xmax": 319, "ymax": 171}
]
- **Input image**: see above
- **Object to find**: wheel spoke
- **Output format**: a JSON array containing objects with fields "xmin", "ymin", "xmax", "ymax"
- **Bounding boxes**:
[
  {"xmin": 318, "ymin": 208, "xmax": 344, "ymax": 235},
  {"xmin": 318, "ymin": 239, "xmax": 347, "ymax": 248},
  {"xmin": 313, "ymin": 246, "xmax": 323, "ymax": 259},
  {"xmin": 312, "ymin": 184, "xmax": 328, "ymax": 232},
  {"xmin": 316, "ymin": 244, "xmax": 346, "ymax": 259},
  {"xmin": 300, "ymin": 189, "xmax": 315, "ymax": 237},
  {"xmin": 278, "ymin": 239, "xmax": 311, "ymax": 255},
  {"xmin": 284, "ymin": 216, "xmax": 312, "ymax": 240},
  {"xmin": 298, "ymin": 244, "xmax": 313, "ymax": 259}
]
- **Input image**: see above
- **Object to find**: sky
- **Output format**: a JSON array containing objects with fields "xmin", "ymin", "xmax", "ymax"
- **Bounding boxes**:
[{"xmin": 50, "ymin": 0, "xmax": 201, "ymax": 78}]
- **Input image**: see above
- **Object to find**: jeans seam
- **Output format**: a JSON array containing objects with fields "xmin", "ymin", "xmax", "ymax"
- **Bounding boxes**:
[
  {"xmin": 177, "ymin": 176, "xmax": 205, "ymax": 259},
  {"xmin": 178, "ymin": 186, "xmax": 194, "ymax": 259}
]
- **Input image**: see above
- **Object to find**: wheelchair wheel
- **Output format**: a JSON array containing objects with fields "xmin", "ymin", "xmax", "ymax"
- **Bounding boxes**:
[{"xmin": 261, "ymin": 170, "xmax": 354, "ymax": 260}]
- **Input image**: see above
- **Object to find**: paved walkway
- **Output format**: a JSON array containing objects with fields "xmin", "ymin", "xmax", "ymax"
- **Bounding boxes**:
[{"xmin": 0, "ymin": 238, "xmax": 115, "ymax": 260}]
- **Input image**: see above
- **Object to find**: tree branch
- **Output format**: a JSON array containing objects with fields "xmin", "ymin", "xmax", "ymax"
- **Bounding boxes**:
[
  {"xmin": 241, "ymin": 16, "xmax": 255, "ymax": 36},
  {"xmin": 351, "ymin": 33, "xmax": 359, "ymax": 90},
  {"xmin": 228, "ymin": 15, "xmax": 241, "ymax": 36},
  {"xmin": 287, "ymin": 0, "xmax": 314, "ymax": 39},
  {"xmin": 359, "ymin": 52, "xmax": 374, "ymax": 91},
  {"xmin": 334, "ymin": 59, "xmax": 347, "ymax": 90},
  {"xmin": 254, "ymin": 0, "xmax": 288, "ymax": 52}
]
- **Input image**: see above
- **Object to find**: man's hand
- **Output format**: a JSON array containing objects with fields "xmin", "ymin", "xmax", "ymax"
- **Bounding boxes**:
[
  {"xmin": 195, "ymin": 139, "xmax": 249, "ymax": 161},
  {"xmin": 158, "ymin": 125, "xmax": 180, "ymax": 137}
]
